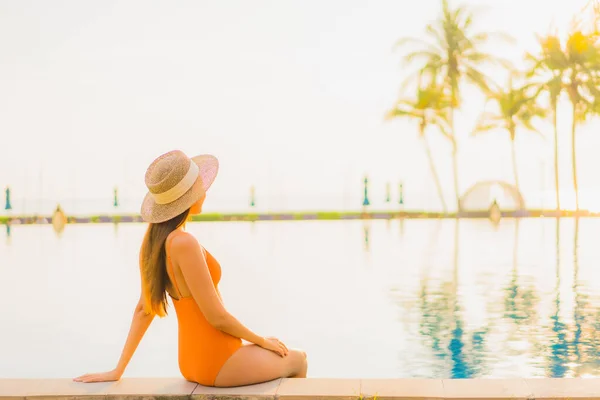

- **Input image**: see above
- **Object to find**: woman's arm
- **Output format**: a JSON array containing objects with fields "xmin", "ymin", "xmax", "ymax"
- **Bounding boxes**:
[
  {"xmin": 172, "ymin": 233, "xmax": 265, "ymax": 344},
  {"xmin": 74, "ymin": 293, "xmax": 155, "ymax": 382},
  {"xmin": 172, "ymin": 233, "xmax": 286, "ymax": 357},
  {"xmin": 114, "ymin": 296, "xmax": 155, "ymax": 374}
]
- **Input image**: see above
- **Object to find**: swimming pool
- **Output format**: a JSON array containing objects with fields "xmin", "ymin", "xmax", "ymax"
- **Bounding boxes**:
[{"xmin": 1, "ymin": 218, "xmax": 598, "ymax": 379}]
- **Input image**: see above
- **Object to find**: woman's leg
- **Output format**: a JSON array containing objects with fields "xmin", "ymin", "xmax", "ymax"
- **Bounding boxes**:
[{"xmin": 213, "ymin": 344, "xmax": 308, "ymax": 387}]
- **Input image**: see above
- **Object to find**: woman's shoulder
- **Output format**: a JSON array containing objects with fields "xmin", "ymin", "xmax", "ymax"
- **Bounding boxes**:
[
  {"xmin": 169, "ymin": 231, "xmax": 207, "ymax": 254},
  {"xmin": 169, "ymin": 230, "xmax": 196, "ymax": 247}
]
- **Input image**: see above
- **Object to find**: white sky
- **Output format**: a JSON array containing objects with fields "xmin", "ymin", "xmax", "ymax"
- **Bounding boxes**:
[{"xmin": 0, "ymin": 0, "xmax": 597, "ymax": 213}]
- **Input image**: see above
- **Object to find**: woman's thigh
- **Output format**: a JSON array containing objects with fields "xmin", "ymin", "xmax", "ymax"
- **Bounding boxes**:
[{"xmin": 213, "ymin": 344, "xmax": 307, "ymax": 387}]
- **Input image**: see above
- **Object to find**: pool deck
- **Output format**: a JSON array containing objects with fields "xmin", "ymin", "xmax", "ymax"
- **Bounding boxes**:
[{"xmin": 2, "ymin": 378, "xmax": 600, "ymax": 400}]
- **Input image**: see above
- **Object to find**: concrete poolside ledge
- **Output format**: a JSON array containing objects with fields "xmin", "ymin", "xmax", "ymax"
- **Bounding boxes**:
[{"xmin": 3, "ymin": 378, "xmax": 600, "ymax": 400}]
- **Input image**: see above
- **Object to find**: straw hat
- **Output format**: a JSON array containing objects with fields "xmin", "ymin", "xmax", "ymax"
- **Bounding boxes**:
[{"xmin": 141, "ymin": 150, "xmax": 219, "ymax": 223}]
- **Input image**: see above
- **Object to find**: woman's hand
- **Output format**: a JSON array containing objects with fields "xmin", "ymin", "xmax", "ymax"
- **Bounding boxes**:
[
  {"xmin": 259, "ymin": 337, "xmax": 289, "ymax": 357},
  {"xmin": 73, "ymin": 368, "xmax": 122, "ymax": 383}
]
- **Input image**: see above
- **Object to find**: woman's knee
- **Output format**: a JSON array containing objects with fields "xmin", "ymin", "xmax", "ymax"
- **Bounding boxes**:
[
  {"xmin": 298, "ymin": 350, "xmax": 308, "ymax": 374},
  {"xmin": 287, "ymin": 349, "xmax": 307, "ymax": 377}
]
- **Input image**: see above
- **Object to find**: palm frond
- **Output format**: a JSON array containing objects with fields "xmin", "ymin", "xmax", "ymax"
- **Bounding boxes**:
[
  {"xmin": 465, "ymin": 67, "xmax": 492, "ymax": 94},
  {"xmin": 432, "ymin": 114, "xmax": 454, "ymax": 142},
  {"xmin": 399, "ymin": 64, "xmax": 444, "ymax": 93},
  {"xmin": 471, "ymin": 31, "xmax": 515, "ymax": 45},
  {"xmin": 472, "ymin": 122, "xmax": 503, "ymax": 135},
  {"xmin": 391, "ymin": 0, "xmax": 512, "ymax": 127},
  {"xmin": 394, "ymin": 37, "xmax": 439, "ymax": 54},
  {"xmin": 524, "ymin": 53, "xmax": 546, "ymax": 77},
  {"xmin": 402, "ymin": 51, "xmax": 443, "ymax": 68},
  {"xmin": 385, "ymin": 107, "xmax": 423, "ymax": 121},
  {"xmin": 386, "ymin": 77, "xmax": 454, "ymax": 144},
  {"xmin": 424, "ymin": 23, "xmax": 446, "ymax": 50}
]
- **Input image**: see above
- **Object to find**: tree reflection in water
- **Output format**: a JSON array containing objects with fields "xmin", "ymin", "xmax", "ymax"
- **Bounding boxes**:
[
  {"xmin": 418, "ymin": 220, "xmax": 488, "ymax": 378},
  {"xmin": 397, "ymin": 218, "xmax": 600, "ymax": 378},
  {"xmin": 546, "ymin": 218, "xmax": 569, "ymax": 377},
  {"xmin": 556, "ymin": 218, "xmax": 600, "ymax": 377},
  {"xmin": 544, "ymin": 218, "xmax": 600, "ymax": 377},
  {"xmin": 503, "ymin": 220, "xmax": 538, "ymax": 325}
]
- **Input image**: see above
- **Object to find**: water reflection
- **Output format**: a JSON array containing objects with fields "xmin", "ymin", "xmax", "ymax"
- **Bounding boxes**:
[
  {"xmin": 504, "ymin": 220, "xmax": 536, "ymax": 322},
  {"xmin": 6, "ymin": 218, "xmax": 600, "ymax": 379},
  {"xmin": 416, "ymin": 220, "xmax": 489, "ymax": 378},
  {"xmin": 503, "ymin": 219, "xmax": 540, "ymax": 371},
  {"xmin": 542, "ymin": 218, "xmax": 600, "ymax": 378},
  {"xmin": 363, "ymin": 222, "xmax": 370, "ymax": 252},
  {"xmin": 408, "ymin": 217, "xmax": 600, "ymax": 378},
  {"xmin": 447, "ymin": 220, "xmax": 488, "ymax": 378},
  {"xmin": 546, "ymin": 218, "xmax": 568, "ymax": 377},
  {"xmin": 562, "ymin": 218, "xmax": 600, "ymax": 377}
]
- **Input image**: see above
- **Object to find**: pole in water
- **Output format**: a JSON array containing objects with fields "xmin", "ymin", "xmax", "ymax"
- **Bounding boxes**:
[
  {"xmin": 362, "ymin": 176, "xmax": 370, "ymax": 207},
  {"xmin": 250, "ymin": 186, "xmax": 255, "ymax": 207},
  {"xmin": 113, "ymin": 187, "xmax": 119, "ymax": 208},
  {"xmin": 4, "ymin": 186, "xmax": 12, "ymax": 210}
]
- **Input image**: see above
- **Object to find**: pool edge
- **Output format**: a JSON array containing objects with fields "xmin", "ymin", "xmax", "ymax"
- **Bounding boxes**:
[{"xmin": 2, "ymin": 378, "xmax": 600, "ymax": 400}]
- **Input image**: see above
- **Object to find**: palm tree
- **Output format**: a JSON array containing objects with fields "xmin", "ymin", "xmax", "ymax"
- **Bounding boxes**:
[
  {"xmin": 395, "ymin": 0, "xmax": 510, "ymax": 211},
  {"xmin": 564, "ymin": 31, "xmax": 600, "ymax": 211},
  {"xmin": 472, "ymin": 75, "xmax": 547, "ymax": 194},
  {"xmin": 526, "ymin": 35, "xmax": 565, "ymax": 211},
  {"xmin": 528, "ymin": 31, "xmax": 600, "ymax": 211},
  {"xmin": 580, "ymin": 0, "xmax": 600, "ymax": 36},
  {"xmin": 386, "ymin": 84, "xmax": 451, "ymax": 213}
]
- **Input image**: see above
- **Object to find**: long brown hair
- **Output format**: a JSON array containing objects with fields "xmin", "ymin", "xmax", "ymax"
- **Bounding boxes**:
[{"xmin": 140, "ymin": 208, "xmax": 191, "ymax": 317}]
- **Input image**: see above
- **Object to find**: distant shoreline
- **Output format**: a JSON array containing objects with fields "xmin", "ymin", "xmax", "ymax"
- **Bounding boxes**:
[{"xmin": 0, "ymin": 209, "xmax": 597, "ymax": 225}]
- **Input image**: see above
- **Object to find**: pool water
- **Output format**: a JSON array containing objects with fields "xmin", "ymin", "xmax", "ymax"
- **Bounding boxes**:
[{"xmin": 1, "ymin": 218, "xmax": 599, "ymax": 379}]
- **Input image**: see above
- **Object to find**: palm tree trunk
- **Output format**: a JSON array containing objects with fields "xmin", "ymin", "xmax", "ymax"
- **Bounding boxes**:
[
  {"xmin": 422, "ymin": 134, "xmax": 448, "ymax": 213},
  {"xmin": 449, "ymin": 108, "xmax": 460, "ymax": 213},
  {"xmin": 510, "ymin": 136, "xmax": 520, "ymax": 194},
  {"xmin": 571, "ymin": 102, "xmax": 579, "ymax": 211},
  {"xmin": 553, "ymin": 104, "xmax": 561, "ymax": 212},
  {"xmin": 452, "ymin": 141, "xmax": 460, "ymax": 212}
]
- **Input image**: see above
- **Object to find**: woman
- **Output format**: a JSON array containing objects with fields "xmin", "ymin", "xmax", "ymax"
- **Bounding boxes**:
[{"xmin": 74, "ymin": 150, "xmax": 307, "ymax": 387}]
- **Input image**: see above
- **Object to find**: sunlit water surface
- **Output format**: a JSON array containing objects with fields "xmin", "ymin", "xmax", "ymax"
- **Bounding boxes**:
[{"xmin": 2, "ymin": 218, "xmax": 599, "ymax": 379}]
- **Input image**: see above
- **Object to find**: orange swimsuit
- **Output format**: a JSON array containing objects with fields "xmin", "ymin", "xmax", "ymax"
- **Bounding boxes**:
[{"xmin": 166, "ymin": 233, "xmax": 242, "ymax": 386}]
